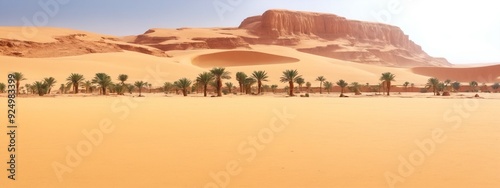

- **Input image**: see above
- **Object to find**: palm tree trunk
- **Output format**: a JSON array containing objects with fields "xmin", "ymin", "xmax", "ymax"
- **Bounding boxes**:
[
  {"xmin": 319, "ymin": 83, "xmax": 322, "ymax": 94},
  {"xmin": 387, "ymin": 81, "xmax": 391, "ymax": 96},
  {"xmin": 289, "ymin": 81, "xmax": 294, "ymax": 96},
  {"xmin": 16, "ymin": 82, "xmax": 20, "ymax": 96},
  {"xmin": 203, "ymin": 85, "xmax": 207, "ymax": 97},
  {"xmin": 258, "ymin": 81, "xmax": 262, "ymax": 95},
  {"xmin": 102, "ymin": 87, "xmax": 106, "ymax": 95},
  {"xmin": 217, "ymin": 79, "xmax": 222, "ymax": 97},
  {"xmin": 183, "ymin": 89, "xmax": 187, "ymax": 96}
]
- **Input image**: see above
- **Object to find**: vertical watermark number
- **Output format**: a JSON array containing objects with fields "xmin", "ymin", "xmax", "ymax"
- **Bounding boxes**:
[{"xmin": 7, "ymin": 73, "xmax": 18, "ymax": 180}]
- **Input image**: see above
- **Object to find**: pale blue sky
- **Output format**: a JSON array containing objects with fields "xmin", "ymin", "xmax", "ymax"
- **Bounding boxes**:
[{"xmin": 1, "ymin": 0, "xmax": 499, "ymax": 64}]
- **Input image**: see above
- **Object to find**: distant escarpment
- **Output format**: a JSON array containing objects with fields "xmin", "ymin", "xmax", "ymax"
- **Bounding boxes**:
[{"xmin": 238, "ymin": 9, "xmax": 450, "ymax": 67}]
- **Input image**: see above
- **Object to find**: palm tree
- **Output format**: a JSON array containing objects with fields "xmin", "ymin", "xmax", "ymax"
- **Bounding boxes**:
[
  {"xmin": 380, "ymin": 72, "xmax": 396, "ymax": 96},
  {"xmin": 280, "ymin": 70, "xmax": 302, "ymax": 96},
  {"xmin": 296, "ymin": 77, "xmax": 305, "ymax": 93},
  {"xmin": 403, "ymin": 82, "xmax": 410, "ymax": 92},
  {"xmin": 306, "ymin": 82, "xmax": 312, "ymax": 93},
  {"xmin": 92, "ymin": 73, "xmax": 112, "ymax": 95},
  {"xmin": 117, "ymin": 74, "xmax": 128, "ymax": 95},
  {"xmin": 444, "ymin": 79, "xmax": 452, "ymax": 91},
  {"xmin": 244, "ymin": 77, "xmax": 257, "ymax": 94},
  {"xmin": 134, "ymin": 81, "xmax": 147, "ymax": 97},
  {"xmin": 324, "ymin": 81, "xmax": 333, "ymax": 94},
  {"xmin": 66, "ymin": 73, "xmax": 85, "ymax": 94},
  {"xmin": 336, "ymin": 79, "xmax": 348, "ymax": 96},
  {"xmin": 236, "ymin": 72, "xmax": 247, "ymax": 94},
  {"xmin": 12, "ymin": 72, "xmax": 27, "ymax": 96},
  {"xmin": 196, "ymin": 72, "xmax": 215, "ymax": 97},
  {"xmin": 33, "ymin": 81, "xmax": 49, "ymax": 96},
  {"xmin": 25, "ymin": 84, "xmax": 31, "ymax": 94},
  {"xmin": 163, "ymin": 82, "xmax": 173, "ymax": 95},
  {"xmin": 410, "ymin": 83, "xmax": 415, "ymax": 92},
  {"xmin": 315, "ymin": 76, "xmax": 326, "ymax": 94},
  {"xmin": 83, "ymin": 81, "xmax": 93, "ymax": 94},
  {"xmin": 59, "ymin": 84, "xmax": 66, "ymax": 94},
  {"xmin": 0, "ymin": 83, "xmax": 6, "ymax": 93},
  {"xmin": 118, "ymin": 74, "xmax": 128, "ymax": 84},
  {"xmin": 469, "ymin": 81, "xmax": 479, "ymax": 92},
  {"xmin": 43, "ymin": 77, "xmax": 57, "ymax": 94},
  {"xmin": 427, "ymin": 77, "xmax": 440, "ymax": 95},
  {"xmin": 252, "ymin": 71, "xmax": 269, "ymax": 95},
  {"xmin": 114, "ymin": 84, "xmax": 125, "ymax": 95},
  {"xmin": 210, "ymin": 68, "xmax": 231, "ymax": 97},
  {"xmin": 350, "ymin": 82, "xmax": 361, "ymax": 94},
  {"xmin": 225, "ymin": 82, "xmax": 234, "ymax": 94},
  {"xmin": 438, "ymin": 83, "xmax": 446, "ymax": 93},
  {"xmin": 271, "ymin": 85, "xmax": 278, "ymax": 93},
  {"xmin": 452, "ymin": 82, "xmax": 461, "ymax": 92},
  {"xmin": 174, "ymin": 78, "xmax": 192, "ymax": 96},
  {"xmin": 126, "ymin": 84, "xmax": 135, "ymax": 94},
  {"xmin": 492, "ymin": 83, "xmax": 500, "ymax": 93},
  {"xmin": 148, "ymin": 83, "xmax": 153, "ymax": 93}
]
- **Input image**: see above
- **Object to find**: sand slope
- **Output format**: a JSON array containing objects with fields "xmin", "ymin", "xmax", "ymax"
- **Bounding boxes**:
[
  {"xmin": 2, "ymin": 97, "xmax": 499, "ymax": 188},
  {"xmin": 192, "ymin": 50, "xmax": 300, "ymax": 68}
]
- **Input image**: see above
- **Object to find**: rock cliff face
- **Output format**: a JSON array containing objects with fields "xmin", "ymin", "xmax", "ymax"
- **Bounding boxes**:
[
  {"xmin": 239, "ymin": 9, "xmax": 450, "ymax": 67},
  {"xmin": 240, "ymin": 10, "xmax": 420, "ymax": 50}
]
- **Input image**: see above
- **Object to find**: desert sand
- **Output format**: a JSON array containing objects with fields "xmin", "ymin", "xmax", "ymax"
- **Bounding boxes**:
[
  {"xmin": 1, "ymin": 8, "xmax": 500, "ymax": 188},
  {"xmin": 1, "ymin": 95, "xmax": 499, "ymax": 188}
]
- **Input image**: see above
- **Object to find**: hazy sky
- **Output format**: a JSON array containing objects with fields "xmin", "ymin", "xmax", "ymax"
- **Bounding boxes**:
[{"xmin": 1, "ymin": 0, "xmax": 499, "ymax": 64}]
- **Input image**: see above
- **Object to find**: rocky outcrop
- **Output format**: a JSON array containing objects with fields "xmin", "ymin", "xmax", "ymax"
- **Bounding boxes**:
[
  {"xmin": 239, "ymin": 9, "xmax": 450, "ymax": 67},
  {"xmin": 0, "ymin": 35, "xmax": 122, "ymax": 58},
  {"xmin": 128, "ymin": 29, "xmax": 251, "ymax": 51},
  {"xmin": 0, "ymin": 34, "xmax": 171, "ymax": 58}
]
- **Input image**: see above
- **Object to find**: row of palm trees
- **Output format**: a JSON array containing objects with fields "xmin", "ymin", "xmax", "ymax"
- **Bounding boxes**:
[
  {"xmin": 425, "ymin": 78, "xmax": 500, "ymax": 95},
  {"xmin": 5, "ymin": 72, "xmax": 156, "ymax": 97},
  {"xmin": 2, "ymin": 70, "xmax": 499, "ymax": 97}
]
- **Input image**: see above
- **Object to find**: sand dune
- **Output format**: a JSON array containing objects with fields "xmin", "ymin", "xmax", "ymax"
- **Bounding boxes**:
[
  {"xmin": 2, "ymin": 96, "xmax": 499, "ymax": 188},
  {"xmin": 192, "ymin": 50, "xmax": 299, "ymax": 68},
  {"xmin": 0, "ymin": 46, "xmax": 432, "ymax": 88},
  {"xmin": 0, "ymin": 27, "xmax": 115, "ymax": 43},
  {"xmin": 0, "ymin": 51, "xmax": 203, "ymax": 86},
  {"xmin": 412, "ymin": 64, "xmax": 500, "ymax": 83}
]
